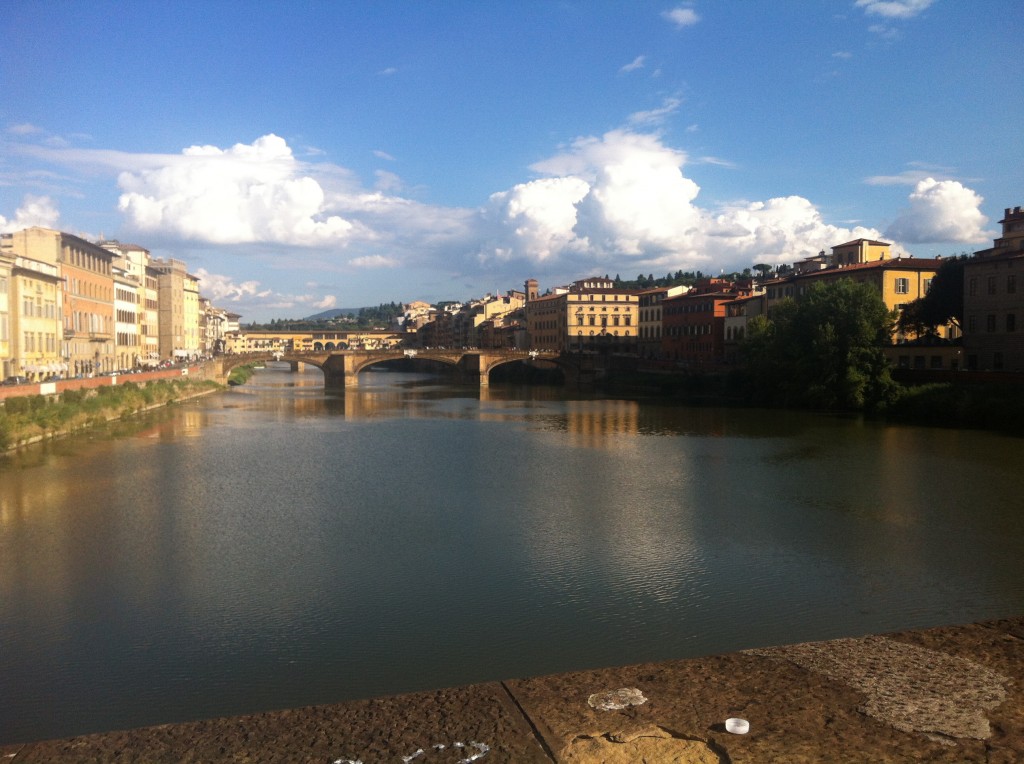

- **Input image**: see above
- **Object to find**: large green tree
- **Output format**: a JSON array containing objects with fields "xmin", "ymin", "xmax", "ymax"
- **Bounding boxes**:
[
  {"xmin": 742, "ymin": 279, "xmax": 897, "ymax": 411},
  {"xmin": 896, "ymin": 254, "xmax": 967, "ymax": 338}
]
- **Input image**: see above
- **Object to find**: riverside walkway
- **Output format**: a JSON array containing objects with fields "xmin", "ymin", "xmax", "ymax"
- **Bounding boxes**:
[{"xmin": 3, "ymin": 616, "xmax": 1022, "ymax": 763}]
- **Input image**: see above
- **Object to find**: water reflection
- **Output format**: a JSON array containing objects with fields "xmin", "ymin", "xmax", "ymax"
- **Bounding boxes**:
[{"xmin": 2, "ymin": 367, "xmax": 1024, "ymax": 744}]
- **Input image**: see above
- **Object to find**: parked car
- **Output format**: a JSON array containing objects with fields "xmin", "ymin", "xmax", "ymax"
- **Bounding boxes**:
[{"xmin": 2, "ymin": 375, "xmax": 30, "ymax": 386}]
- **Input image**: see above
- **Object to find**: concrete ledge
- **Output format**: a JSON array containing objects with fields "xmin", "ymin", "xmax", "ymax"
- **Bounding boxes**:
[{"xmin": 4, "ymin": 616, "xmax": 1022, "ymax": 762}]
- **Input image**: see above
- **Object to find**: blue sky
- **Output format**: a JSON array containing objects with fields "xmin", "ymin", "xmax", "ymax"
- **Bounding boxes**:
[{"xmin": 2, "ymin": 0, "xmax": 1019, "ymax": 321}]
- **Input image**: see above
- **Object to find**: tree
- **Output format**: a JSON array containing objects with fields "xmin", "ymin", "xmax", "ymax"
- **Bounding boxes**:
[
  {"xmin": 742, "ymin": 279, "xmax": 897, "ymax": 411},
  {"xmin": 896, "ymin": 254, "xmax": 967, "ymax": 337},
  {"xmin": 753, "ymin": 263, "xmax": 774, "ymax": 279}
]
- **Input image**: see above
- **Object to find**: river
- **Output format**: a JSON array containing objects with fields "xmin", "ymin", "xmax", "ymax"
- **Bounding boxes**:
[{"xmin": 2, "ymin": 364, "xmax": 1023, "ymax": 743}]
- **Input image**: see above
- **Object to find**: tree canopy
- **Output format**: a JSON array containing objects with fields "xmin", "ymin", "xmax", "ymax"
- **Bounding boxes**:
[
  {"xmin": 896, "ymin": 254, "xmax": 967, "ymax": 338},
  {"xmin": 742, "ymin": 278, "xmax": 898, "ymax": 411}
]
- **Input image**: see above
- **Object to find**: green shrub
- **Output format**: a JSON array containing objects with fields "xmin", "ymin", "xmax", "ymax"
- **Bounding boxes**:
[
  {"xmin": 62, "ymin": 388, "xmax": 86, "ymax": 404},
  {"xmin": 4, "ymin": 396, "xmax": 30, "ymax": 415}
]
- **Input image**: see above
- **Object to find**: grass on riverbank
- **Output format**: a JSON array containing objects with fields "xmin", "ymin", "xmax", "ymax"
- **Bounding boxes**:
[
  {"xmin": 0, "ymin": 379, "xmax": 221, "ymax": 451},
  {"xmin": 227, "ymin": 364, "xmax": 257, "ymax": 386}
]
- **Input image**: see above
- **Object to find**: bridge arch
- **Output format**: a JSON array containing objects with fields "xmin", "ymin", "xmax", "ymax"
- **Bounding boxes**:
[{"xmin": 214, "ymin": 349, "xmax": 583, "ymax": 389}]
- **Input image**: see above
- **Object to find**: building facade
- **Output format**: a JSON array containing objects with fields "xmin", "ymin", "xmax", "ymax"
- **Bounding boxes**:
[
  {"xmin": 963, "ymin": 205, "xmax": 1024, "ymax": 371},
  {"xmin": 0, "ymin": 247, "xmax": 11, "ymax": 379},
  {"xmin": 4, "ymin": 227, "xmax": 117, "ymax": 377},
  {"xmin": 661, "ymin": 279, "xmax": 752, "ymax": 368},
  {"xmin": 524, "ymin": 277, "xmax": 639, "ymax": 353},
  {"xmin": 638, "ymin": 284, "xmax": 689, "ymax": 359}
]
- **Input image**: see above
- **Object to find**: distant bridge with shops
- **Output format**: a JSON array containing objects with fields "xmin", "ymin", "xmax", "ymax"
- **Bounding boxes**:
[{"xmin": 213, "ymin": 348, "xmax": 608, "ymax": 389}]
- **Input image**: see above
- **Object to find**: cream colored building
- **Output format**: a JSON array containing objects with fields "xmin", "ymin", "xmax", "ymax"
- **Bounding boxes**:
[
  {"xmin": 638, "ymin": 284, "xmax": 689, "ymax": 359},
  {"xmin": 3, "ymin": 227, "xmax": 115, "ymax": 377},
  {"xmin": 113, "ymin": 266, "xmax": 142, "ymax": 369},
  {"xmin": 525, "ymin": 277, "xmax": 639, "ymax": 353},
  {"xmin": 150, "ymin": 258, "xmax": 201, "ymax": 361},
  {"xmin": 0, "ymin": 242, "xmax": 64, "ymax": 380},
  {"xmin": 101, "ymin": 240, "xmax": 159, "ymax": 367}
]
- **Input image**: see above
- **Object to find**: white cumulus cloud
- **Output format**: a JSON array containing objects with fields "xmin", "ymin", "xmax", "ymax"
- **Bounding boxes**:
[
  {"xmin": 479, "ymin": 176, "xmax": 591, "ymax": 264},
  {"xmin": 0, "ymin": 194, "xmax": 60, "ymax": 232},
  {"xmin": 117, "ymin": 134, "xmax": 358, "ymax": 246},
  {"xmin": 193, "ymin": 268, "xmax": 272, "ymax": 302},
  {"xmin": 884, "ymin": 178, "xmax": 990, "ymax": 244},
  {"xmin": 474, "ymin": 130, "xmax": 897, "ymax": 275}
]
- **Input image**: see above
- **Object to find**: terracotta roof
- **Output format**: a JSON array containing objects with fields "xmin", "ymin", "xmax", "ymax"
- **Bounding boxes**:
[
  {"xmin": 797, "ymin": 258, "xmax": 941, "ymax": 277},
  {"xmin": 831, "ymin": 238, "xmax": 892, "ymax": 248}
]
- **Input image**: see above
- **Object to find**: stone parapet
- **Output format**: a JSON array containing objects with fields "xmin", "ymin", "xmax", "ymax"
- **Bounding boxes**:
[{"xmin": 3, "ymin": 616, "xmax": 1022, "ymax": 762}]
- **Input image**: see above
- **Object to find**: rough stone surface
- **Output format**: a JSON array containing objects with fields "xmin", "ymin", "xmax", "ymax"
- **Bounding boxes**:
[
  {"xmin": 746, "ymin": 635, "xmax": 1010, "ymax": 739},
  {"xmin": 5, "ymin": 616, "xmax": 1024, "ymax": 763},
  {"xmin": 561, "ymin": 725, "xmax": 721, "ymax": 763},
  {"xmin": 7, "ymin": 684, "xmax": 550, "ymax": 763}
]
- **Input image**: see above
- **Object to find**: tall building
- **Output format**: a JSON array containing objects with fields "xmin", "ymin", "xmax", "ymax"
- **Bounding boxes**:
[
  {"xmin": 0, "ymin": 233, "xmax": 63, "ymax": 380},
  {"xmin": 101, "ymin": 240, "xmax": 160, "ymax": 367},
  {"xmin": 638, "ymin": 284, "xmax": 689, "ymax": 359},
  {"xmin": 150, "ymin": 258, "xmax": 202, "ymax": 361},
  {"xmin": 963, "ymin": 205, "xmax": 1024, "ymax": 371},
  {"xmin": 3, "ymin": 227, "xmax": 115, "ymax": 377}
]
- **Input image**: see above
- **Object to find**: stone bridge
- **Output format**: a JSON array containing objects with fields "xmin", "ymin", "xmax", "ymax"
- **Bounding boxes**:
[{"xmin": 213, "ymin": 348, "xmax": 598, "ymax": 389}]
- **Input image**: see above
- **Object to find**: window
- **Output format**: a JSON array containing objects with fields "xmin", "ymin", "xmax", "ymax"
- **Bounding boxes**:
[
  {"xmin": 988, "ymin": 276, "xmax": 997, "ymax": 295},
  {"xmin": 1007, "ymin": 314, "xmax": 1017, "ymax": 333},
  {"xmin": 986, "ymin": 314, "xmax": 996, "ymax": 333},
  {"xmin": 969, "ymin": 278, "xmax": 977, "ymax": 296},
  {"xmin": 894, "ymin": 277, "xmax": 909, "ymax": 294},
  {"xmin": 1009, "ymin": 274, "xmax": 1017, "ymax": 294},
  {"xmin": 924, "ymin": 278, "xmax": 933, "ymax": 293}
]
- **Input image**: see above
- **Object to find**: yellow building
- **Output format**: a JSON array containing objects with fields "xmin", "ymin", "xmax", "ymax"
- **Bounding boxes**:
[
  {"xmin": 525, "ymin": 276, "xmax": 639, "ymax": 353},
  {"xmin": 759, "ymin": 239, "xmax": 949, "ymax": 343},
  {"xmin": 3, "ymin": 227, "xmax": 116, "ymax": 377},
  {"xmin": 4, "ymin": 249, "xmax": 63, "ymax": 380}
]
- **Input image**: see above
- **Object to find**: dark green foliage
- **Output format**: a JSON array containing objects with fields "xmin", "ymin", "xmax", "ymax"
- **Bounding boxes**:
[
  {"xmin": 897, "ymin": 254, "xmax": 967, "ymax": 337},
  {"xmin": 61, "ymin": 388, "xmax": 86, "ymax": 404},
  {"xmin": 250, "ymin": 302, "xmax": 403, "ymax": 331},
  {"xmin": 741, "ymin": 279, "xmax": 898, "ymax": 411},
  {"xmin": 4, "ymin": 396, "xmax": 31, "ymax": 415},
  {"xmin": 887, "ymin": 383, "xmax": 1024, "ymax": 434}
]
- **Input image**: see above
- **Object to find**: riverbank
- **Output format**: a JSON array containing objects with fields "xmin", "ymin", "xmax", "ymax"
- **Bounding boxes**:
[
  {"xmin": 3, "ymin": 615, "xmax": 1021, "ymax": 762},
  {"xmin": 0, "ymin": 375, "xmax": 222, "ymax": 452},
  {"xmin": 602, "ymin": 367, "xmax": 1024, "ymax": 436}
]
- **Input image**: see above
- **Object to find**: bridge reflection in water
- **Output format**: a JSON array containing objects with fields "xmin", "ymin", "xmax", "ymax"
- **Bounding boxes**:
[{"xmin": 214, "ymin": 349, "xmax": 599, "ymax": 389}]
